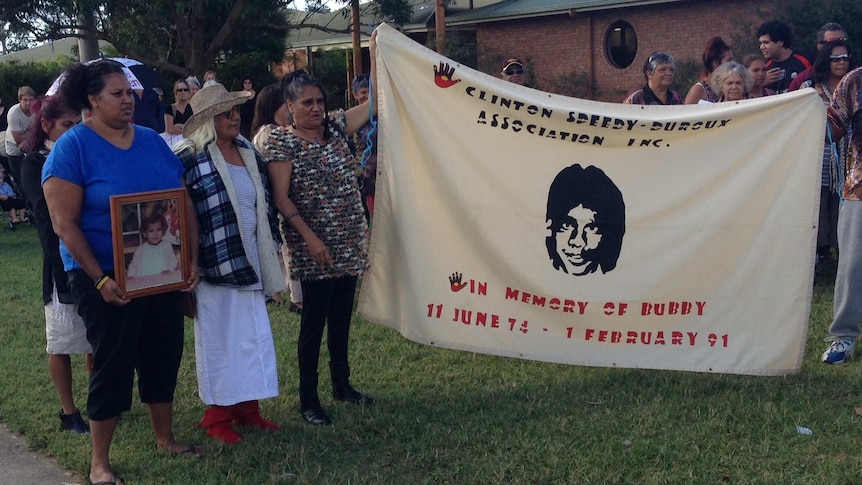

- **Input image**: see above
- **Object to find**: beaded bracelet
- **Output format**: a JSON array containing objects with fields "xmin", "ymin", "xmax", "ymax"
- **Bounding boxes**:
[
  {"xmin": 94, "ymin": 275, "xmax": 110, "ymax": 290},
  {"xmin": 284, "ymin": 211, "xmax": 300, "ymax": 224}
]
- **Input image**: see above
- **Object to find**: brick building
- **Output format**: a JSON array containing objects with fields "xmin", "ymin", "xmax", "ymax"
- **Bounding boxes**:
[{"xmin": 285, "ymin": 0, "xmax": 780, "ymax": 102}]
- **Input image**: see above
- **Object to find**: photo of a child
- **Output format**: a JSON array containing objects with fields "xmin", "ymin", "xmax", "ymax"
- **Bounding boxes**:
[
  {"xmin": 121, "ymin": 197, "xmax": 184, "ymax": 292},
  {"xmin": 127, "ymin": 214, "xmax": 179, "ymax": 278}
]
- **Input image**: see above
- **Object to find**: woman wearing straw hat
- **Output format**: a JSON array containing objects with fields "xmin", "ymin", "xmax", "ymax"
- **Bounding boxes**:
[{"xmin": 177, "ymin": 83, "xmax": 285, "ymax": 443}]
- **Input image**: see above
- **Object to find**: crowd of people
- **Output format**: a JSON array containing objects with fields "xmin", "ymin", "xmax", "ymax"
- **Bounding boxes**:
[
  {"xmin": 0, "ymin": 30, "xmax": 382, "ymax": 485},
  {"xmin": 4, "ymin": 17, "xmax": 862, "ymax": 484}
]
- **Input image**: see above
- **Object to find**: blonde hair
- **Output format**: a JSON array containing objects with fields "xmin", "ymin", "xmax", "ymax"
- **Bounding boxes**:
[{"xmin": 175, "ymin": 117, "xmax": 216, "ymax": 156}]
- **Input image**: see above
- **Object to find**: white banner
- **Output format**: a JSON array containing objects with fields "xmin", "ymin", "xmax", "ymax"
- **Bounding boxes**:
[{"xmin": 358, "ymin": 24, "xmax": 825, "ymax": 375}]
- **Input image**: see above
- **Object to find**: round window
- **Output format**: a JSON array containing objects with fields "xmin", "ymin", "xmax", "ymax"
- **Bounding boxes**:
[{"xmin": 606, "ymin": 20, "xmax": 637, "ymax": 69}]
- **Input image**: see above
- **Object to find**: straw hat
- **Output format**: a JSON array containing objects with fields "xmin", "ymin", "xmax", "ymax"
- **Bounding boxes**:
[{"xmin": 182, "ymin": 83, "xmax": 251, "ymax": 137}]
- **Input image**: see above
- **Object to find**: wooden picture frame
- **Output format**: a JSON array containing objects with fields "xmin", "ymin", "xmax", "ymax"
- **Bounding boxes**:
[{"xmin": 109, "ymin": 188, "xmax": 190, "ymax": 298}]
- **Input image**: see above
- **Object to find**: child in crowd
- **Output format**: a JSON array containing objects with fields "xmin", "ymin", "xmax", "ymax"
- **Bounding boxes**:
[{"xmin": 0, "ymin": 169, "xmax": 27, "ymax": 223}]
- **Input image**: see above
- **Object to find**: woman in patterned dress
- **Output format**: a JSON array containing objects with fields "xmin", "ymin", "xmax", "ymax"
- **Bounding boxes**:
[{"xmin": 263, "ymin": 33, "xmax": 378, "ymax": 426}]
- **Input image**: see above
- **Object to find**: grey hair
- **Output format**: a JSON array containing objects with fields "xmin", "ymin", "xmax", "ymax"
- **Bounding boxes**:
[
  {"xmin": 710, "ymin": 61, "xmax": 753, "ymax": 99},
  {"xmin": 817, "ymin": 22, "xmax": 846, "ymax": 43},
  {"xmin": 642, "ymin": 52, "xmax": 675, "ymax": 81}
]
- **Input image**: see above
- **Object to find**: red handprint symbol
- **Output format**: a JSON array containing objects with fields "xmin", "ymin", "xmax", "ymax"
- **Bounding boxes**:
[
  {"xmin": 434, "ymin": 62, "xmax": 461, "ymax": 88},
  {"xmin": 449, "ymin": 272, "xmax": 467, "ymax": 292}
]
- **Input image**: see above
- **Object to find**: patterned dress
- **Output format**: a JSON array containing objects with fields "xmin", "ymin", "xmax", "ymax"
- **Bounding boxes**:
[{"xmin": 263, "ymin": 110, "xmax": 369, "ymax": 280}]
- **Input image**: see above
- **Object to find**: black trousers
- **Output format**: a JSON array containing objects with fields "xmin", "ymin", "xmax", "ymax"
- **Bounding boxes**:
[
  {"xmin": 68, "ymin": 270, "xmax": 184, "ymax": 421},
  {"xmin": 298, "ymin": 276, "xmax": 358, "ymax": 378}
]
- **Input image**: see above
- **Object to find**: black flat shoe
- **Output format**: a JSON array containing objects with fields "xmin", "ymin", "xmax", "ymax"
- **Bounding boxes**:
[
  {"xmin": 60, "ymin": 410, "xmax": 90, "ymax": 434},
  {"xmin": 301, "ymin": 408, "xmax": 332, "ymax": 426}
]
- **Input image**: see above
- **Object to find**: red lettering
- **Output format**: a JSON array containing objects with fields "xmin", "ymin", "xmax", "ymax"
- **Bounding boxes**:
[
  {"xmin": 598, "ymin": 330, "xmax": 608, "ymax": 342},
  {"xmin": 672, "ymin": 331, "xmax": 682, "ymax": 345},
  {"xmin": 549, "ymin": 298, "xmax": 561, "ymax": 310},
  {"xmin": 505, "ymin": 287, "xmax": 519, "ymax": 300},
  {"xmin": 585, "ymin": 328, "xmax": 595, "ymax": 340}
]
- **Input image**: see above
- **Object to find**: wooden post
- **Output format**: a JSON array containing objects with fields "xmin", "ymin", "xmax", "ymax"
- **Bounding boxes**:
[{"xmin": 435, "ymin": 0, "xmax": 446, "ymax": 54}]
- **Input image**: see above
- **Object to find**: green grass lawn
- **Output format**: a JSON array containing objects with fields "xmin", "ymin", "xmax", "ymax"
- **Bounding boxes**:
[{"xmin": 1, "ymin": 224, "xmax": 861, "ymax": 484}]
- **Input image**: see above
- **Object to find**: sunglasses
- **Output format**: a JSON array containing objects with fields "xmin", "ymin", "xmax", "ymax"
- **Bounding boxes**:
[
  {"xmin": 219, "ymin": 107, "xmax": 239, "ymax": 119},
  {"xmin": 830, "ymin": 54, "xmax": 851, "ymax": 62},
  {"xmin": 504, "ymin": 67, "xmax": 524, "ymax": 75},
  {"xmin": 176, "ymin": 88, "xmax": 189, "ymax": 92},
  {"xmin": 820, "ymin": 37, "xmax": 848, "ymax": 45}
]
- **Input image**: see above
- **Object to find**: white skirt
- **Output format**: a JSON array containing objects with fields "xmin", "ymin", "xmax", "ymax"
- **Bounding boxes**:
[
  {"xmin": 193, "ymin": 280, "xmax": 279, "ymax": 406},
  {"xmin": 45, "ymin": 286, "xmax": 92, "ymax": 355}
]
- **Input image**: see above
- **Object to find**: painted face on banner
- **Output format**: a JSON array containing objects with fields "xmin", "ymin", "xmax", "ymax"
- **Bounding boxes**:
[
  {"xmin": 554, "ymin": 204, "xmax": 603, "ymax": 276},
  {"xmin": 546, "ymin": 164, "xmax": 625, "ymax": 277}
]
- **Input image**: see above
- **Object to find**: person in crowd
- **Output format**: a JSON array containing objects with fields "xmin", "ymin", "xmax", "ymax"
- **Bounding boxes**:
[
  {"xmin": 0, "ymin": 168, "xmax": 27, "ymax": 223},
  {"xmin": 239, "ymin": 76, "xmax": 257, "ymax": 139},
  {"xmin": 757, "ymin": 20, "xmax": 812, "ymax": 93},
  {"xmin": 132, "ymin": 87, "xmax": 162, "ymax": 132},
  {"xmin": 19, "ymin": 96, "xmax": 93, "ymax": 434},
  {"xmin": 42, "ymin": 59, "xmax": 203, "ymax": 485},
  {"xmin": 351, "ymin": 74, "xmax": 378, "ymax": 220},
  {"xmin": 501, "ymin": 58, "xmax": 527, "ymax": 86},
  {"xmin": 710, "ymin": 61, "xmax": 752, "ymax": 102},
  {"xmin": 5, "ymin": 86, "xmax": 36, "ymax": 197},
  {"xmin": 177, "ymin": 83, "xmax": 284, "ymax": 443},
  {"xmin": 801, "ymin": 40, "xmax": 854, "ymax": 264},
  {"xmin": 821, "ymin": 64, "xmax": 862, "ymax": 364},
  {"xmin": 685, "ymin": 37, "xmax": 733, "ymax": 104},
  {"xmin": 153, "ymin": 87, "xmax": 167, "ymax": 133},
  {"xmin": 204, "ymin": 70, "xmax": 217, "ymax": 83},
  {"xmin": 165, "ymin": 80, "xmax": 193, "ymax": 136},
  {"xmin": 186, "ymin": 76, "xmax": 201, "ymax": 97},
  {"xmin": 263, "ymin": 34, "xmax": 379, "ymax": 426},
  {"xmin": 251, "ymin": 84, "xmax": 302, "ymax": 313},
  {"xmin": 0, "ymin": 96, "xmax": 9, "ymax": 178},
  {"xmin": 623, "ymin": 52, "xmax": 682, "ymax": 105},
  {"xmin": 789, "ymin": 22, "xmax": 849, "ymax": 92},
  {"xmin": 743, "ymin": 54, "xmax": 775, "ymax": 98}
]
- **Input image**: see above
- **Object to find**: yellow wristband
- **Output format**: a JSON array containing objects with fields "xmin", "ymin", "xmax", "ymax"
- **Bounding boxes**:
[{"xmin": 94, "ymin": 275, "xmax": 110, "ymax": 290}]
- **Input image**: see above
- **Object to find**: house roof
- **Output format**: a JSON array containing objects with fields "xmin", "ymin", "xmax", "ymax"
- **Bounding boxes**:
[
  {"xmin": 284, "ymin": 0, "xmax": 684, "ymax": 50},
  {"xmin": 0, "ymin": 37, "xmax": 113, "ymax": 63},
  {"xmin": 446, "ymin": 0, "xmax": 683, "ymax": 25}
]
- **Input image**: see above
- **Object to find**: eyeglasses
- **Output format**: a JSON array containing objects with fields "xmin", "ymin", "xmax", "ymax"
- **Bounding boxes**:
[
  {"xmin": 830, "ymin": 54, "xmax": 851, "ymax": 62},
  {"xmin": 176, "ymin": 88, "xmax": 189, "ymax": 92},
  {"xmin": 219, "ymin": 107, "xmax": 239, "ymax": 119},
  {"xmin": 504, "ymin": 67, "xmax": 524, "ymax": 75}
]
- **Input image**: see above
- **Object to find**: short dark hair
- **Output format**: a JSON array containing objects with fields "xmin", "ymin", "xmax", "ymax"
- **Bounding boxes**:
[
  {"xmin": 642, "ymin": 52, "xmax": 675, "ymax": 82},
  {"xmin": 817, "ymin": 22, "xmax": 847, "ymax": 43},
  {"xmin": 756, "ymin": 20, "xmax": 794, "ymax": 49},
  {"xmin": 141, "ymin": 214, "xmax": 168, "ymax": 234},
  {"xmin": 58, "ymin": 59, "xmax": 127, "ymax": 112},
  {"xmin": 546, "ymin": 164, "xmax": 625, "ymax": 275}
]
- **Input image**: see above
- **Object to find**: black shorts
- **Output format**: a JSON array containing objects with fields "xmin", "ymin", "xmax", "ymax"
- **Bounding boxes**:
[{"xmin": 68, "ymin": 270, "xmax": 185, "ymax": 421}]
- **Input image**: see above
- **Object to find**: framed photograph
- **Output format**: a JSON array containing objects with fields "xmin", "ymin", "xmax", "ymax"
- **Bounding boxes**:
[{"xmin": 110, "ymin": 188, "xmax": 190, "ymax": 298}]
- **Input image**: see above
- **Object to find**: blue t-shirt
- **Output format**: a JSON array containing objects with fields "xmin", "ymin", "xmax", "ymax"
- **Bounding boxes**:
[{"xmin": 42, "ymin": 123, "xmax": 184, "ymax": 271}]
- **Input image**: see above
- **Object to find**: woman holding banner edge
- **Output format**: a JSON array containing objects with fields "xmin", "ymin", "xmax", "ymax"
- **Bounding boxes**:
[{"xmin": 263, "ymin": 31, "xmax": 378, "ymax": 426}]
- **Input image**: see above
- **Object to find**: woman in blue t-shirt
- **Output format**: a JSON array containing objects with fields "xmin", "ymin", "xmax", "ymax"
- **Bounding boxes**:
[{"xmin": 42, "ymin": 60, "xmax": 203, "ymax": 485}]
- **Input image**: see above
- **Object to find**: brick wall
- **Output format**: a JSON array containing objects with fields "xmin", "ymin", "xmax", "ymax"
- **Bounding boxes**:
[{"xmin": 477, "ymin": 0, "xmax": 776, "ymax": 101}]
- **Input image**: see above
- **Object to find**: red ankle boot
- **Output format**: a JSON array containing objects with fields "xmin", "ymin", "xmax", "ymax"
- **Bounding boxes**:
[
  {"xmin": 233, "ymin": 400, "xmax": 279, "ymax": 430},
  {"xmin": 200, "ymin": 406, "xmax": 244, "ymax": 443}
]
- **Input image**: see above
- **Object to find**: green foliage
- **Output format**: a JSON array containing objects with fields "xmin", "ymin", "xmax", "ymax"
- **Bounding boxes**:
[
  {"xmin": 2, "ymin": 226, "xmax": 862, "ymax": 484},
  {"xmin": 545, "ymin": 71, "xmax": 595, "ymax": 99},
  {"xmin": 309, "ymin": 49, "xmax": 350, "ymax": 111},
  {"xmin": 426, "ymin": 31, "xmax": 478, "ymax": 69},
  {"xmin": 673, "ymin": 58, "xmax": 702, "ymax": 98},
  {"xmin": 776, "ymin": 0, "xmax": 862, "ymax": 54},
  {"xmin": 0, "ymin": 58, "xmax": 71, "ymax": 103}
]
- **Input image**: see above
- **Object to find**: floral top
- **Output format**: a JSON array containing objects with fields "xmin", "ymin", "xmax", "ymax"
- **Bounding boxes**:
[{"xmin": 263, "ymin": 110, "xmax": 369, "ymax": 280}]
